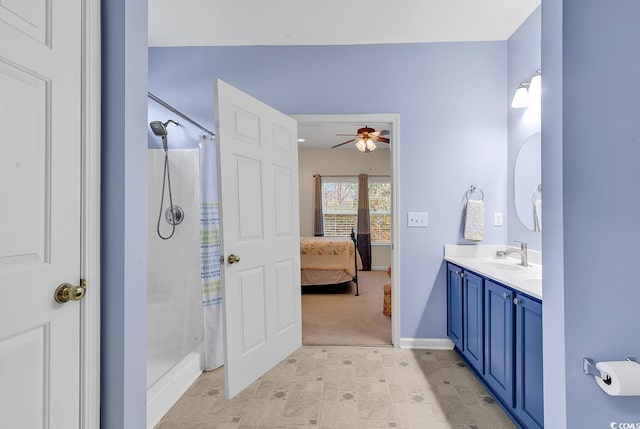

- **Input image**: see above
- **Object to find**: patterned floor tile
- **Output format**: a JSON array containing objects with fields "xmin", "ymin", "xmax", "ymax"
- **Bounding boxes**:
[{"xmin": 155, "ymin": 346, "xmax": 516, "ymax": 429}]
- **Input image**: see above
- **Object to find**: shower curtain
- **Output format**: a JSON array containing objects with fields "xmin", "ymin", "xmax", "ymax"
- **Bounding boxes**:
[{"xmin": 199, "ymin": 134, "xmax": 224, "ymax": 371}]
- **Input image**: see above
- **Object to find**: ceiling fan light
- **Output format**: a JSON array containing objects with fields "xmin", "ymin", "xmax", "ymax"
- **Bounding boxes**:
[
  {"xmin": 355, "ymin": 139, "xmax": 366, "ymax": 152},
  {"xmin": 365, "ymin": 138, "xmax": 376, "ymax": 151}
]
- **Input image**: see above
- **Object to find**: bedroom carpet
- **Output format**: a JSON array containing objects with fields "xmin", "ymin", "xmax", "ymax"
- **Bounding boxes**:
[{"xmin": 302, "ymin": 270, "xmax": 392, "ymax": 346}]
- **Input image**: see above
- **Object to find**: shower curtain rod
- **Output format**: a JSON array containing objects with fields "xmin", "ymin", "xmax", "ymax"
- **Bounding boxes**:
[{"xmin": 148, "ymin": 91, "xmax": 215, "ymax": 137}]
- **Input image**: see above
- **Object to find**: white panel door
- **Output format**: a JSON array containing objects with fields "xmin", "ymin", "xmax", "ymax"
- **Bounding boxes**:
[
  {"xmin": 0, "ymin": 1, "xmax": 82, "ymax": 429},
  {"xmin": 215, "ymin": 79, "xmax": 301, "ymax": 399}
]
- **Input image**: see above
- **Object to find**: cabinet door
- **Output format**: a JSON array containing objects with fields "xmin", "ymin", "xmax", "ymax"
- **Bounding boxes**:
[
  {"xmin": 515, "ymin": 293, "xmax": 544, "ymax": 429},
  {"xmin": 446, "ymin": 263, "xmax": 464, "ymax": 350},
  {"xmin": 484, "ymin": 280, "xmax": 514, "ymax": 407},
  {"xmin": 462, "ymin": 271, "xmax": 484, "ymax": 374}
]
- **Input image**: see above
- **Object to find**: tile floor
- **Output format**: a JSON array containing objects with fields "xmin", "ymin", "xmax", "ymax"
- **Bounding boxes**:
[{"xmin": 155, "ymin": 346, "xmax": 516, "ymax": 429}]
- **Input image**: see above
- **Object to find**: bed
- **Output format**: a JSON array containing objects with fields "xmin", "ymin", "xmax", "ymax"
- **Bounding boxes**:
[{"xmin": 300, "ymin": 232, "xmax": 362, "ymax": 295}]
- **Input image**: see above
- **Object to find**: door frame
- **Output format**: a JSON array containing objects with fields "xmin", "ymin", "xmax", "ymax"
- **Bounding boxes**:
[
  {"xmin": 291, "ymin": 113, "xmax": 401, "ymax": 347},
  {"xmin": 80, "ymin": 0, "xmax": 101, "ymax": 427}
]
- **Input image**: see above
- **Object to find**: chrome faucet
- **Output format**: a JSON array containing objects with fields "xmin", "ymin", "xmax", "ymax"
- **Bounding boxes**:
[
  {"xmin": 501, "ymin": 241, "xmax": 529, "ymax": 266},
  {"xmin": 496, "ymin": 240, "xmax": 529, "ymax": 267}
]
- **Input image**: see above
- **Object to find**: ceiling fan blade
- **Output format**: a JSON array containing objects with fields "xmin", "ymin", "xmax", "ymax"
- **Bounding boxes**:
[
  {"xmin": 371, "ymin": 134, "xmax": 390, "ymax": 142},
  {"xmin": 331, "ymin": 138, "xmax": 357, "ymax": 148},
  {"xmin": 368, "ymin": 130, "xmax": 389, "ymax": 137}
]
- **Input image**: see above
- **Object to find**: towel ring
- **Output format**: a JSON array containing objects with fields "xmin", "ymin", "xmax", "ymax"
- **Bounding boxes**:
[{"xmin": 465, "ymin": 185, "xmax": 484, "ymax": 202}]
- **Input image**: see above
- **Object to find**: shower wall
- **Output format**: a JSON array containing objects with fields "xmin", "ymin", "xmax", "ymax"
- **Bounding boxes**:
[{"xmin": 147, "ymin": 149, "xmax": 203, "ymax": 389}]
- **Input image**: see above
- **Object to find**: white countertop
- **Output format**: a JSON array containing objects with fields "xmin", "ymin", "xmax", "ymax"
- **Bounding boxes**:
[{"xmin": 444, "ymin": 245, "xmax": 542, "ymax": 300}]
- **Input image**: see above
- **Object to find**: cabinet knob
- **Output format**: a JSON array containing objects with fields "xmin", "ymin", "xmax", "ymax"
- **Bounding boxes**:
[
  {"xmin": 502, "ymin": 292, "xmax": 510, "ymax": 300},
  {"xmin": 513, "ymin": 297, "xmax": 521, "ymax": 305}
]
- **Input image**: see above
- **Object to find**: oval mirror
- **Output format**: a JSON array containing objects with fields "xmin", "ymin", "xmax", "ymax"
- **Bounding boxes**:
[{"xmin": 514, "ymin": 132, "xmax": 541, "ymax": 231}]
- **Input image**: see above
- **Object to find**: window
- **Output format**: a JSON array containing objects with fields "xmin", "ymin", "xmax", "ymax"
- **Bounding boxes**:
[
  {"xmin": 322, "ymin": 178, "xmax": 358, "ymax": 238},
  {"xmin": 368, "ymin": 178, "xmax": 391, "ymax": 244},
  {"xmin": 321, "ymin": 176, "xmax": 391, "ymax": 244}
]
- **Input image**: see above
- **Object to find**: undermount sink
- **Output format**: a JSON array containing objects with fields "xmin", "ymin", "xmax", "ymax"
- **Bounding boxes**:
[{"xmin": 474, "ymin": 258, "xmax": 527, "ymax": 271}]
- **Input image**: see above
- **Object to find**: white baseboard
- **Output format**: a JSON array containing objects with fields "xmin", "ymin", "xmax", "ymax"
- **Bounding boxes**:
[
  {"xmin": 147, "ymin": 351, "xmax": 203, "ymax": 429},
  {"xmin": 371, "ymin": 266, "xmax": 389, "ymax": 271},
  {"xmin": 399, "ymin": 338, "xmax": 454, "ymax": 350}
]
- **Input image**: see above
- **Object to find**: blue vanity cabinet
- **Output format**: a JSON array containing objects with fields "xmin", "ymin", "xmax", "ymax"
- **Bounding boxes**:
[
  {"xmin": 514, "ymin": 293, "xmax": 544, "ymax": 429},
  {"xmin": 445, "ymin": 260, "xmax": 544, "ymax": 428},
  {"xmin": 484, "ymin": 280, "xmax": 515, "ymax": 407},
  {"xmin": 446, "ymin": 263, "xmax": 464, "ymax": 350},
  {"xmin": 462, "ymin": 271, "xmax": 484, "ymax": 374}
]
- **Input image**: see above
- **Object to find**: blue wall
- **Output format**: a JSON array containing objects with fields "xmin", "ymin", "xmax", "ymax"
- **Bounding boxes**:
[
  {"xmin": 101, "ymin": 1, "xmax": 148, "ymax": 428},
  {"xmin": 544, "ymin": 1, "xmax": 640, "ymax": 427},
  {"xmin": 541, "ymin": 0, "xmax": 567, "ymax": 426},
  {"xmin": 507, "ymin": 7, "xmax": 542, "ymax": 250},
  {"xmin": 148, "ymin": 43, "xmax": 509, "ymax": 339}
]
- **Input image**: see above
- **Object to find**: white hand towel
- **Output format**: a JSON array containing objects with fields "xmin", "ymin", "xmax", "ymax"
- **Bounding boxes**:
[
  {"xmin": 464, "ymin": 199, "xmax": 484, "ymax": 241},
  {"xmin": 534, "ymin": 199, "xmax": 542, "ymax": 232}
]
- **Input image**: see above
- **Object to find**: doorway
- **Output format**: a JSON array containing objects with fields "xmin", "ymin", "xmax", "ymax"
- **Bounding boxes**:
[{"xmin": 292, "ymin": 114, "xmax": 400, "ymax": 347}]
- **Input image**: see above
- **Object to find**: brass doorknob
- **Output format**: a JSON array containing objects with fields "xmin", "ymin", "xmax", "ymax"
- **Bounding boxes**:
[
  {"xmin": 227, "ymin": 254, "xmax": 240, "ymax": 264},
  {"xmin": 55, "ymin": 279, "xmax": 87, "ymax": 303}
]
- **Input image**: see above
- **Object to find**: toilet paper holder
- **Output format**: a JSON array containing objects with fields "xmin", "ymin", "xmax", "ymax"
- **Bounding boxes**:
[{"xmin": 583, "ymin": 357, "xmax": 638, "ymax": 384}]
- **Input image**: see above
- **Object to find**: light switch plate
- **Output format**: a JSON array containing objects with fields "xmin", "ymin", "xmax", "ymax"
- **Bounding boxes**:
[
  {"xmin": 494, "ymin": 212, "xmax": 503, "ymax": 226},
  {"xmin": 408, "ymin": 212, "xmax": 428, "ymax": 227}
]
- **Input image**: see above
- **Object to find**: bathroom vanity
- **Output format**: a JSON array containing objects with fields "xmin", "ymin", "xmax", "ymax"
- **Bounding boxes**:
[{"xmin": 444, "ymin": 245, "xmax": 543, "ymax": 429}]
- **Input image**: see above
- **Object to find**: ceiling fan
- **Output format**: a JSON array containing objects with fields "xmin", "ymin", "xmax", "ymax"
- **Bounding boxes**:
[{"xmin": 331, "ymin": 126, "xmax": 390, "ymax": 152}]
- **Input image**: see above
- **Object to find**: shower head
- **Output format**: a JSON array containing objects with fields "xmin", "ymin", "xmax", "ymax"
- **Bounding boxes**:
[
  {"xmin": 149, "ymin": 120, "xmax": 168, "ymax": 137},
  {"xmin": 149, "ymin": 120, "xmax": 179, "ymax": 151}
]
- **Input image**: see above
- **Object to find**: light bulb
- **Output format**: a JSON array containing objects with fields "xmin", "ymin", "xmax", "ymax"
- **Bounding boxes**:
[
  {"xmin": 355, "ymin": 139, "xmax": 366, "ymax": 152},
  {"xmin": 529, "ymin": 73, "xmax": 541, "ymax": 102},
  {"xmin": 511, "ymin": 85, "xmax": 531, "ymax": 108},
  {"xmin": 365, "ymin": 138, "xmax": 376, "ymax": 151}
]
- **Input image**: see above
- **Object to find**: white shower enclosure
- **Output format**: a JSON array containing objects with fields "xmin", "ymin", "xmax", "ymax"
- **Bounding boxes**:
[{"xmin": 146, "ymin": 149, "xmax": 203, "ymax": 427}]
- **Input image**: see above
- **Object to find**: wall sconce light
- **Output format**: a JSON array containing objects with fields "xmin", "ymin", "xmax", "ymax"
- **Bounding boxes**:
[
  {"xmin": 528, "ymin": 70, "xmax": 542, "ymax": 100},
  {"xmin": 511, "ymin": 69, "xmax": 542, "ymax": 108},
  {"xmin": 511, "ymin": 83, "xmax": 531, "ymax": 108}
]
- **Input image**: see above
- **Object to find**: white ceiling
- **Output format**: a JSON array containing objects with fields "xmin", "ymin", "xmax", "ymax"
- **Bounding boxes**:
[
  {"xmin": 149, "ymin": 0, "xmax": 540, "ymax": 47},
  {"xmin": 297, "ymin": 122, "xmax": 391, "ymax": 150}
]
